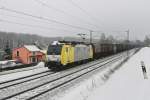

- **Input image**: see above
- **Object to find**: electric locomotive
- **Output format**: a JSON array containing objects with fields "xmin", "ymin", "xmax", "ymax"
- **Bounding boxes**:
[{"xmin": 45, "ymin": 41, "xmax": 93, "ymax": 70}]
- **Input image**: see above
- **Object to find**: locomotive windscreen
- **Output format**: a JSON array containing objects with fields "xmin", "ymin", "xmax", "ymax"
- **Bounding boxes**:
[{"xmin": 47, "ymin": 45, "xmax": 62, "ymax": 55}]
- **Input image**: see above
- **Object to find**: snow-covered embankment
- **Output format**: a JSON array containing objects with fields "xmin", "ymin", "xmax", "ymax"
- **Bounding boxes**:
[{"xmin": 54, "ymin": 49, "xmax": 139, "ymax": 100}]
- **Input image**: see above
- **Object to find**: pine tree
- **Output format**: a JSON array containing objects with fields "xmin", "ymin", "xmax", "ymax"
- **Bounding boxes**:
[{"xmin": 4, "ymin": 40, "xmax": 12, "ymax": 60}]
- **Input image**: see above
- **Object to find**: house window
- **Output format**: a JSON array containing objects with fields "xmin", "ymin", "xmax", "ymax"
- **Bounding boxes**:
[
  {"xmin": 17, "ymin": 51, "xmax": 19, "ymax": 57},
  {"xmin": 32, "ymin": 52, "xmax": 35, "ymax": 56}
]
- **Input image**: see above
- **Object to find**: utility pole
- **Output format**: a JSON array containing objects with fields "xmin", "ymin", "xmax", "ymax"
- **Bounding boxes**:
[
  {"xmin": 90, "ymin": 30, "xmax": 93, "ymax": 43},
  {"xmin": 126, "ymin": 29, "xmax": 129, "ymax": 43},
  {"xmin": 125, "ymin": 29, "xmax": 129, "ymax": 57}
]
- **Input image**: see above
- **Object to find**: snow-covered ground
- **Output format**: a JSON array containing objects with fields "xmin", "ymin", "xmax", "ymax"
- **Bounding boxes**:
[
  {"xmin": 0, "ymin": 60, "xmax": 17, "ymax": 68},
  {"xmin": 55, "ymin": 47, "xmax": 150, "ymax": 100},
  {"xmin": 0, "ymin": 62, "xmax": 48, "ymax": 82}
]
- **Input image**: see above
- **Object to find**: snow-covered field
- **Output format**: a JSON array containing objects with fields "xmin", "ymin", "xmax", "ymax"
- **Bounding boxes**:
[
  {"xmin": 0, "ymin": 62, "xmax": 48, "ymax": 82},
  {"xmin": 55, "ymin": 47, "xmax": 150, "ymax": 100},
  {"xmin": 0, "ymin": 60, "xmax": 17, "ymax": 68}
]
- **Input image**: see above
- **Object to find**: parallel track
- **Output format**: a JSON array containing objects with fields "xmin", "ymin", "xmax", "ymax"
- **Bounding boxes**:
[
  {"xmin": 28, "ymin": 55, "xmax": 122, "ymax": 100},
  {"xmin": 0, "ymin": 49, "xmax": 124, "ymax": 87},
  {"xmin": 0, "ymin": 53, "xmax": 126, "ymax": 100},
  {"xmin": 0, "ymin": 63, "xmax": 43, "ymax": 76},
  {"xmin": 0, "ymin": 52, "xmax": 119, "ymax": 88},
  {"xmin": 0, "ymin": 70, "xmax": 55, "ymax": 89}
]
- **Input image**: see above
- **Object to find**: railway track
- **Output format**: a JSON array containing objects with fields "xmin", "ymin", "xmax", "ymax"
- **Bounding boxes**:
[
  {"xmin": 0, "ymin": 70, "xmax": 54, "ymax": 89},
  {"xmin": 0, "ymin": 52, "xmax": 120, "ymax": 87},
  {"xmin": 0, "ymin": 49, "xmax": 127, "ymax": 85},
  {"xmin": 0, "ymin": 49, "xmax": 139, "ymax": 100},
  {"xmin": 0, "ymin": 62, "xmax": 42, "ymax": 76}
]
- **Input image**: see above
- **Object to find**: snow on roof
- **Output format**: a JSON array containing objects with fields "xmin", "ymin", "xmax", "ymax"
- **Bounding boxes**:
[
  {"xmin": 24, "ymin": 45, "xmax": 40, "ymax": 52},
  {"xmin": 40, "ymin": 50, "xmax": 47, "ymax": 54}
]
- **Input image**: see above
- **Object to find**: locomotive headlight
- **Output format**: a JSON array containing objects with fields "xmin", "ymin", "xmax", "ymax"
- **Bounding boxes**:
[
  {"xmin": 56, "ymin": 59, "xmax": 59, "ymax": 62},
  {"xmin": 47, "ymin": 55, "xmax": 60, "ymax": 62}
]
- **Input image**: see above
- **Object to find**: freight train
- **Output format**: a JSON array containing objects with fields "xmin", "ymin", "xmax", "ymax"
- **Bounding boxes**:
[{"xmin": 45, "ymin": 41, "xmax": 138, "ymax": 70}]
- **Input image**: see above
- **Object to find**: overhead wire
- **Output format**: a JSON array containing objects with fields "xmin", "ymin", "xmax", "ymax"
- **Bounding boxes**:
[
  {"xmin": 0, "ymin": 19, "xmax": 77, "ymax": 33},
  {"xmin": 0, "ymin": 13, "xmax": 79, "ymax": 31},
  {"xmin": 0, "ymin": 6, "xmax": 93, "ymax": 31},
  {"xmin": 67, "ymin": 0, "xmax": 103, "ymax": 27},
  {"xmin": 33, "ymin": 0, "xmax": 100, "ymax": 29}
]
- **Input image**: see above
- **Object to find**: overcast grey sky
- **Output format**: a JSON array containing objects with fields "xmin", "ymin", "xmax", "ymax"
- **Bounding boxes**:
[{"xmin": 0, "ymin": 0, "xmax": 150, "ymax": 40}]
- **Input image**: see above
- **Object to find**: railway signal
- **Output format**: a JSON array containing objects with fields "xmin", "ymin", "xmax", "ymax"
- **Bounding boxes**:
[
  {"xmin": 125, "ymin": 29, "xmax": 130, "ymax": 57},
  {"xmin": 140, "ymin": 61, "xmax": 148, "ymax": 79}
]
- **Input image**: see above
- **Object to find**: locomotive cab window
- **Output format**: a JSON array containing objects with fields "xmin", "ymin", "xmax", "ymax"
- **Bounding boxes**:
[{"xmin": 47, "ymin": 45, "xmax": 62, "ymax": 55}]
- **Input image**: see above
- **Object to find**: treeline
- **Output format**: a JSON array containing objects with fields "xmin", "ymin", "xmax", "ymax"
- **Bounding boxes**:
[
  {"xmin": 0, "ymin": 31, "xmax": 118, "ymax": 50},
  {"xmin": 0, "ymin": 31, "xmax": 148, "ymax": 51},
  {"xmin": 0, "ymin": 31, "xmax": 63, "ymax": 50},
  {"xmin": 0, "ymin": 31, "xmax": 97, "ymax": 50},
  {"xmin": 144, "ymin": 35, "xmax": 150, "ymax": 46}
]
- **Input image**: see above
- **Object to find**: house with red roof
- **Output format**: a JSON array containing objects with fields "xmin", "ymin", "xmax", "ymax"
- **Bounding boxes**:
[{"xmin": 12, "ymin": 45, "xmax": 45, "ymax": 64}]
